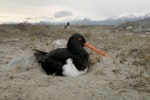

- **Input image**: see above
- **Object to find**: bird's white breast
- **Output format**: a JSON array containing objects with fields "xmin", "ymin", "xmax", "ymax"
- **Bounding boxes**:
[{"xmin": 62, "ymin": 58, "xmax": 88, "ymax": 77}]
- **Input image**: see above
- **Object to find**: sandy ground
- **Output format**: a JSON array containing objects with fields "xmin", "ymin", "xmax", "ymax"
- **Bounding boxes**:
[{"xmin": 0, "ymin": 25, "xmax": 150, "ymax": 100}]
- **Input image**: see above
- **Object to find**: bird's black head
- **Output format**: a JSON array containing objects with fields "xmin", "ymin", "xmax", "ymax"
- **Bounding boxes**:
[{"xmin": 67, "ymin": 33, "xmax": 86, "ymax": 50}]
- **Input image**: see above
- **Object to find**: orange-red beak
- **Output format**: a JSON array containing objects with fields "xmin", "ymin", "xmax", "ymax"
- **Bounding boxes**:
[{"xmin": 84, "ymin": 42, "xmax": 107, "ymax": 57}]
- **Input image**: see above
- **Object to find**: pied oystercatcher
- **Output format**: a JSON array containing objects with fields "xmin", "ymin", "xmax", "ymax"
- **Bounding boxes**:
[{"xmin": 34, "ymin": 33, "xmax": 107, "ymax": 76}]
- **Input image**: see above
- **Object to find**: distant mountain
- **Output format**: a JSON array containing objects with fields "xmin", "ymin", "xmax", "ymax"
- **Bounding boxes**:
[
  {"xmin": 130, "ymin": 17, "xmax": 150, "ymax": 27},
  {"xmin": 41, "ymin": 13, "xmax": 150, "ymax": 25},
  {"xmin": 102, "ymin": 13, "xmax": 150, "ymax": 25},
  {"xmin": 0, "ymin": 12, "xmax": 150, "ymax": 25}
]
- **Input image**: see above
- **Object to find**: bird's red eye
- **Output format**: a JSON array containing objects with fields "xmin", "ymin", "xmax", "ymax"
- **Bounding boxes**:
[{"xmin": 78, "ymin": 37, "xmax": 82, "ymax": 41}]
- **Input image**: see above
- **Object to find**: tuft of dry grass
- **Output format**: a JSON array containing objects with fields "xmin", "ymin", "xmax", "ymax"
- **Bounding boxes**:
[
  {"xmin": 84, "ymin": 32, "xmax": 92, "ymax": 38},
  {"xmin": 89, "ymin": 55, "xmax": 101, "ymax": 65}
]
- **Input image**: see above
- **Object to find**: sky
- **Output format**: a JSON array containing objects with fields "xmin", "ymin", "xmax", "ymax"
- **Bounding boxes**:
[{"xmin": 0, "ymin": 0, "xmax": 150, "ymax": 22}]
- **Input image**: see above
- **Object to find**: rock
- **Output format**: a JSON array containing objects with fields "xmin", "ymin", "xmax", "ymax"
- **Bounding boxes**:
[
  {"xmin": 7, "ymin": 57, "xmax": 33, "ymax": 67},
  {"xmin": 145, "ymin": 32, "xmax": 150, "ymax": 35},
  {"xmin": 126, "ymin": 26, "xmax": 133, "ymax": 30},
  {"xmin": 147, "ymin": 28, "xmax": 150, "ymax": 32},
  {"xmin": 52, "ymin": 39, "xmax": 67, "ymax": 48}
]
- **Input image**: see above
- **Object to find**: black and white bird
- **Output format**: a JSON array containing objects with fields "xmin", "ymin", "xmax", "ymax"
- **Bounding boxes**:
[{"xmin": 34, "ymin": 33, "xmax": 107, "ymax": 76}]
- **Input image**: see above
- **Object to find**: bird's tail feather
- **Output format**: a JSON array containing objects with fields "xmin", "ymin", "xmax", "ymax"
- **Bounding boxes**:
[
  {"xmin": 33, "ymin": 49, "xmax": 47, "ymax": 63},
  {"xmin": 33, "ymin": 49, "xmax": 47, "ymax": 55}
]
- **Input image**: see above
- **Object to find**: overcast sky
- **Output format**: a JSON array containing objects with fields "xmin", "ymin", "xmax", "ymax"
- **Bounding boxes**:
[{"xmin": 0, "ymin": 0, "xmax": 150, "ymax": 20}]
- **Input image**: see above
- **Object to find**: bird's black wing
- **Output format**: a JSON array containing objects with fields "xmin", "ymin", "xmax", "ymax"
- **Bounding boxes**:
[
  {"xmin": 38, "ymin": 48, "xmax": 72, "ymax": 75},
  {"xmin": 44, "ymin": 48, "xmax": 72, "ymax": 63}
]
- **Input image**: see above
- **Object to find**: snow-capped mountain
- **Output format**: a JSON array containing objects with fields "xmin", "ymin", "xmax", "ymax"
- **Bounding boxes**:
[
  {"xmin": 0, "ymin": 12, "xmax": 150, "ymax": 25},
  {"xmin": 104, "ymin": 12, "xmax": 150, "ymax": 25}
]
